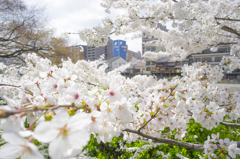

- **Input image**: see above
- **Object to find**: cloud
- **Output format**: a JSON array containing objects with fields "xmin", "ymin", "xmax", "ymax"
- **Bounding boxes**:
[{"xmin": 25, "ymin": 0, "xmax": 142, "ymax": 53}]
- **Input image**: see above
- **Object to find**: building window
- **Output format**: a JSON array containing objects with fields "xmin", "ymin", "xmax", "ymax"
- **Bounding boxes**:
[
  {"xmin": 175, "ymin": 61, "xmax": 181, "ymax": 66},
  {"xmin": 151, "ymin": 61, "xmax": 155, "ymax": 65},
  {"xmin": 194, "ymin": 58, "xmax": 201, "ymax": 62},
  {"xmin": 146, "ymin": 67, "xmax": 150, "ymax": 71},
  {"xmin": 218, "ymin": 47, "xmax": 229, "ymax": 53},
  {"xmin": 215, "ymin": 57, "xmax": 222, "ymax": 62},
  {"xmin": 167, "ymin": 62, "xmax": 175, "ymax": 66},
  {"xmin": 157, "ymin": 63, "xmax": 164, "ymax": 67},
  {"xmin": 202, "ymin": 49, "xmax": 211, "ymax": 54},
  {"xmin": 202, "ymin": 57, "xmax": 212, "ymax": 62},
  {"xmin": 146, "ymin": 48, "xmax": 150, "ymax": 51},
  {"xmin": 151, "ymin": 47, "xmax": 156, "ymax": 52},
  {"xmin": 146, "ymin": 61, "xmax": 150, "ymax": 65}
]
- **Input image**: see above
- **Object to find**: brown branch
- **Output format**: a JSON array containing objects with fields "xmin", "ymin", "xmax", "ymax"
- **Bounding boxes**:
[
  {"xmin": 0, "ymin": 84, "xmax": 21, "ymax": 88},
  {"xmin": 123, "ymin": 128, "xmax": 204, "ymax": 151},
  {"xmin": 5, "ymin": 20, "xmax": 26, "ymax": 40},
  {"xmin": 215, "ymin": 17, "xmax": 240, "ymax": 22},
  {"xmin": 220, "ymin": 122, "xmax": 240, "ymax": 127},
  {"xmin": 123, "ymin": 129, "xmax": 240, "ymax": 151},
  {"xmin": 86, "ymin": 82, "xmax": 99, "ymax": 87},
  {"xmin": 139, "ymin": 17, "xmax": 155, "ymax": 20},
  {"xmin": 0, "ymin": 84, "xmax": 34, "ymax": 95},
  {"xmin": 216, "ymin": 42, "xmax": 238, "ymax": 46},
  {"xmin": 0, "ymin": 104, "xmax": 88, "ymax": 118},
  {"xmin": 137, "ymin": 107, "xmax": 161, "ymax": 132},
  {"xmin": 221, "ymin": 25, "xmax": 240, "ymax": 36}
]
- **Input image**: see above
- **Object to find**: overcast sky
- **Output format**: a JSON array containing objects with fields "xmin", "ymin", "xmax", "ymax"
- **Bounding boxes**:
[{"xmin": 25, "ymin": 0, "xmax": 142, "ymax": 53}]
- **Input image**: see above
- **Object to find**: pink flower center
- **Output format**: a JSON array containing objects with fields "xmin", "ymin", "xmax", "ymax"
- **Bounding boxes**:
[
  {"xmin": 91, "ymin": 116, "xmax": 96, "ymax": 121},
  {"xmin": 74, "ymin": 94, "xmax": 79, "ymax": 99},
  {"xmin": 109, "ymin": 91, "xmax": 115, "ymax": 96},
  {"xmin": 59, "ymin": 125, "xmax": 68, "ymax": 136},
  {"xmin": 53, "ymin": 84, "xmax": 58, "ymax": 88},
  {"xmin": 26, "ymin": 98, "xmax": 30, "ymax": 103}
]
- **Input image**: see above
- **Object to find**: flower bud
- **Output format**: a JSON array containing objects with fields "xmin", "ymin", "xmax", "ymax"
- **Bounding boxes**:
[
  {"xmin": 67, "ymin": 108, "xmax": 76, "ymax": 116},
  {"xmin": 45, "ymin": 111, "xmax": 55, "ymax": 121}
]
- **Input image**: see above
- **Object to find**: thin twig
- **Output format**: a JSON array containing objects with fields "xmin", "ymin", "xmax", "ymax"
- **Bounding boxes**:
[{"xmin": 137, "ymin": 87, "xmax": 176, "ymax": 132}]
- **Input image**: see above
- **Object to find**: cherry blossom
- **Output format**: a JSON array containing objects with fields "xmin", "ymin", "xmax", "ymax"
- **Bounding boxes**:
[
  {"xmin": 33, "ymin": 110, "xmax": 91, "ymax": 159},
  {"xmin": 0, "ymin": 132, "xmax": 44, "ymax": 159},
  {"xmin": 0, "ymin": 0, "xmax": 240, "ymax": 157}
]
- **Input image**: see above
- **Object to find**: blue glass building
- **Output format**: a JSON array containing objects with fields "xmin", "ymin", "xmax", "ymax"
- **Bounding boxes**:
[{"xmin": 113, "ymin": 40, "xmax": 126, "ymax": 60}]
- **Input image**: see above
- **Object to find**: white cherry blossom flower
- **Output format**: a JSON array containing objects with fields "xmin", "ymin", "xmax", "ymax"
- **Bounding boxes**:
[
  {"xmin": 228, "ymin": 142, "xmax": 240, "ymax": 158},
  {"xmin": 0, "ymin": 132, "xmax": 44, "ymax": 159},
  {"xmin": 33, "ymin": 110, "xmax": 91, "ymax": 159}
]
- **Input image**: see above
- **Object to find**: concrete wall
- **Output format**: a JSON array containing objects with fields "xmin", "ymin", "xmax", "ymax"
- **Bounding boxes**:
[{"xmin": 111, "ymin": 58, "xmax": 128, "ymax": 70}]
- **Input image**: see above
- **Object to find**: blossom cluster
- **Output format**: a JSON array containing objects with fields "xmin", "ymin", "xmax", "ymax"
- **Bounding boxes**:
[
  {"xmin": 0, "ymin": 53, "xmax": 239, "ymax": 158},
  {"xmin": 204, "ymin": 133, "xmax": 240, "ymax": 158},
  {"xmin": 79, "ymin": 0, "xmax": 240, "ymax": 60},
  {"xmin": 220, "ymin": 56, "xmax": 240, "ymax": 73}
]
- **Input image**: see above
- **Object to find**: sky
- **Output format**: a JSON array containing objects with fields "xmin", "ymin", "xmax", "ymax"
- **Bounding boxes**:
[{"xmin": 24, "ymin": 0, "xmax": 143, "ymax": 53}]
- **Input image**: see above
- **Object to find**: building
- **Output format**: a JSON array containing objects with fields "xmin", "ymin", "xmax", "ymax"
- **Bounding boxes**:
[
  {"xmin": 125, "ymin": 58, "xmax": 146, "ymax": 76},
  {"xmin": 188, "ymin": 46, "xmax": 231, "ymax": 66},
  {"xmin": 86, "ymin": 37, "xmax": 113, "ymax": 61},
  {"xmin": 142, "ymin": 23, "xmax": 168, "ymax": 55},
  {"xmin": 113, "ymin": 40, "xmax": 127, "ymax": 60},
  {"xmin": 105, "ymin": 57, "xmax": 128, "ymax": 72},
  {"xmin": 151, "ymin": 57, "xmax": 189, "ymax": 77},
  {"xmin": 142, "ymin": 23, "xmax": 169, "ymax": 75},
  {"xmin": 188, "ymin": 46, "xmax": 240, "ymax": 80},
  {"xmin": 126, "ymin": 50, "xmax": 141, "ymax": 62},
  {"xmin": 143, "ymin": 59, "xmax": 156, "ymax": 75}
]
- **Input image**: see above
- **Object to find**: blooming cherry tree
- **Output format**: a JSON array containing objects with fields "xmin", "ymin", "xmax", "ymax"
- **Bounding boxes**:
[
  {"xmin": 0, "ymin": 53, "xmax": 239, "ymax": 158},
  {"xmin": 0, "ymin": 0, "xmax": 240, "ymax": 158},
  {"xmin": 80, "ymin": 0, "xmax": 240, "ymax": 61}
]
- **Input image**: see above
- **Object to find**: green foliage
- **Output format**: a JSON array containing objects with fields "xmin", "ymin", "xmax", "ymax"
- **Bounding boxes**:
[
  {"xmin": 82, "ymin": 120, "xmax": 240, "ymax": 159},
  {"xmin": 83, "ymin": 134, "xmax": 132, "ymax": 158},
  {"xmin": 0, "ymin": 98, "xmax": 7, "ymax": 105}
]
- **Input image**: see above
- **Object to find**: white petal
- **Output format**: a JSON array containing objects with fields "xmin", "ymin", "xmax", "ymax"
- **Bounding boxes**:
[
  {"xmin": 67, "ymin": 113, "xmax": 91, "ymax": 129},
  {"xmin": 65, "ymin": 146, "xmax": 82, "ymax": 158},
  {"xmin": 2, "ymin": 132, "xmax": 25, "ymax": 145},
  {"xmin": 49, "ymin": 137, "xmax": 69, "ymax": 159},
  {"xmin": 22, "ymin": 143, "xmax": 44, "ymax": 159},
  {"xmin": 19, "ymin": 130, "xmax": 32, "ymax": 137},
  {"xmin": 33, "ymin": 122, "xmax": 59, "ymax": 143},
  {"xmin": 51, "ymin": 110, "xmax": 69, "ymax": 128},
  {"xmin": 22, "ymin": 151, "xmax": 44, "ymax": 159},
  {"xmin": 0, "ymin": 143, "xmax": 23, "ymax": 158},
  {"xmin": 1, "ymin": 115, "xmax": 22, "ymax": 132},
  {"xmin": 68, "ymin": 130, "xmax": 90, "ymax": 148}
]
